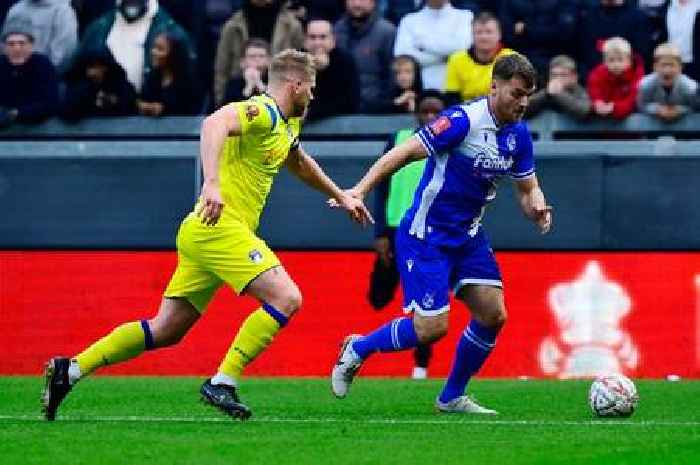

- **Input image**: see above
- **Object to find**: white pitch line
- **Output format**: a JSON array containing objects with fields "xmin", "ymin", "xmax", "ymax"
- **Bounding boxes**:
[{"xmin": 1, "ymin": 414, "xmax": 699, "ymax": 427}]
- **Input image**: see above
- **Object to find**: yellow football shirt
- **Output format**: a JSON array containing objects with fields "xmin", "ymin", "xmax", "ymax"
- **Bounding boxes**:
[
  {"xmin": 444, "ymin": 48, "xmax": 515, "ymax": 101},
  {"xmin": 216, "ymin": 93, "xmax": 302, "ymax": 231}
]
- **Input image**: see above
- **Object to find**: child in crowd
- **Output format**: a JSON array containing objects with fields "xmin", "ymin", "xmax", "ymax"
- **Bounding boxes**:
[
  {"xmin": 391, "ymin": 55, "xmax": 423, "ymax": 113},
  {"xmin": 526, "ymin": 54, "xmax": 590, "ymax": 120},
  {"xmin": 637, "ymin": 42, "xmax": 698, "ymax": 122},
  {"xmin": 222, "ymin": 38, "xmax": 270, "ymax": 106},
  {"xmin": 587, "ymin": 37, "xmax": 644, "ymax": 120}
]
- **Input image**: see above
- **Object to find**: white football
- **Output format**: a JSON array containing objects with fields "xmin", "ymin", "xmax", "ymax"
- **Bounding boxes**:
[{"xmin": 589, "ymin": 374, "xmax": 639, "ymax": 418}]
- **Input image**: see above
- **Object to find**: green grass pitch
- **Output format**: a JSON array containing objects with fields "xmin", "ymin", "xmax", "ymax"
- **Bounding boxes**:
[{"xmin": 1, "ymin": 377, "xmax": 699, "ymax": 465}]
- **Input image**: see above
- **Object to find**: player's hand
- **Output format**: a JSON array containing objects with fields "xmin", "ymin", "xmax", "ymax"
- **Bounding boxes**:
[
  {"xmin": 328, "ymin": 190, "xmax": 374, "ymax": 227},
  {"xmin": 374, "ymin": 237, "xmax": 393, "ymax": 266},
  {"xmin": 197, "ymin": 181, "xmax": 225, "ymax": 226},
  {"xmin": 529, "ymin": 189, "xmax": 552, "ymax": 234}
]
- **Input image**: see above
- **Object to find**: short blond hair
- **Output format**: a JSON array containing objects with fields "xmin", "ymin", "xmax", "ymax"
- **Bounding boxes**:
[
  {"xmin": 654, "ymin": 42, "xmax": 682, "ymax": 63},
  {"xmin": 269, "ymin": 49, "xmax": 315, "ymax": 84},
  {"xmin": 602, "ymin": 37, "xmax": 632, "ymax": 58}
]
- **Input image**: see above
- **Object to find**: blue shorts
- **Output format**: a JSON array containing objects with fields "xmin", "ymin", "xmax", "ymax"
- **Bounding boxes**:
[{"xmin": 395, "ymin": 228, "xmax": 502, "ymax": 316}]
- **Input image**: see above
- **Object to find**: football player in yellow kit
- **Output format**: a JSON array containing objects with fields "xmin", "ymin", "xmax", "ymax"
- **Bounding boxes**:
[{"xmin": 42, "ymin": 49, "xmax": 372, "ymax": 421}]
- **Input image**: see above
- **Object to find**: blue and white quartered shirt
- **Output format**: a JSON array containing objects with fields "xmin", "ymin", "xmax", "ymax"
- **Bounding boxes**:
[{"xmin": 402, "ymin": 97, "xmax": 535, "ymax": 248}]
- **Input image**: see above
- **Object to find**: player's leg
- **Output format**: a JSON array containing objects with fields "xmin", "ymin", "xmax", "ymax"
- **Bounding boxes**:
[
  {"xmin": 213, "ymin": 265, "xmax": 301, "ymax": 388},
  {"xmin": 436, "ymin": 234, "xmax": 504, "ymax": 414},
  {"xmin": 435, "ymin": 285, "xmax": 504, "ymax": 414},
  {"xmin": 332, "ymin": 229, "xmax": 450, "ymax": 398},
  {"xmin": 412, "ymin": 343, "xmax": 433, "ymax": 380},
  {"xmin": 42, "ymin": 297, "xmax": 201, "ymax": 420}
]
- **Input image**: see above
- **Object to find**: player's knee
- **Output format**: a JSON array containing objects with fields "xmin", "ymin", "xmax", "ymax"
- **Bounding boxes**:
[
  {"xmin": 414, "ymin": 316, "xmax": 448, "ymax": 344},
  {"xmin": 149, "ymin": 323, "xmax": 184, "ymax": 348},
  {"xmin": 483, "ymin": 307, "xmax": 507, "ymax": 330},
  {"xmin": 276, "ymin": 286, "xmax": 303, "ymax": 316}
]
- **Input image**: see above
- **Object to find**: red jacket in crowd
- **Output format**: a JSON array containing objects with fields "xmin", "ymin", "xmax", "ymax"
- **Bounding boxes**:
[{"xmin": 587, "ymin": 55, "xmax": 645, "ymax": 119}]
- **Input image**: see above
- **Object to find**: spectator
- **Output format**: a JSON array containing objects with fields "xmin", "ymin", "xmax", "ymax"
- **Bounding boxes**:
[
  {"xmin": 587, "ymin": 36, "xmax": 644, "ymax": 119},
  {"xmin": 637, "ymin": 42, "xmax": 698, "ymax": 122},
  {"xmin": 393, "ymin": 0, "xmax": 473, "ymax": 90},
  {"xmin": 0, "ymin": 18, "xmax": 58, "ymax": 127},
  {"xmin": 61, "ymin": 47, "xmax": 137, "ymax": 119},
  {"xmin": 390, "ymin": 54, "xmax": 422, "ymax": 112},
  {"xmin": 138, "ymin": 33, "xmax": 202, "ymax": 116},
  {"xmin": 660, "ymin": 0, "xmax": 700, "ymax": 80},
  {"xmin": 72, "ymin": 0, "xmax": 114, "ymax": 36},
  {"xmin": 443, "ymin": 12, "xmax": 514, "ymax": 103},
  {"xmin": 370, "ymin": 89, "xmax": 446, "ymax": 380},
  {"xmin": 384, "ymin": 0, "xmax": 422, "ymax": 25},
  {"xmin": 286, "ymin": 0, "xmax": 347, "ymax": 23},
  {"xmin": 334, "ymin": 0, "xmax": 397, "ymax": 113},
  {"xmin": 526, "ymin": 54, "xmax": 590, "ymax": 119},
  {"xmin": 3, "ymin": 0, "xmax": 78, "ymax": 73},
  {"xmin": 304, "ymin": 17, "xmax": 359, "ymax": 120},
  {"xmin": 214, "ymin": 0, "xmax": 304, "ymax": 107},
  {"xmin": 499, "ymin": 0, "xmax": 578, "ymax": 82},
  {"xmin": 79, "ymin": 0, "xmax": 197, "ymax": 93},
  {"xmin": 578, "ymin": 0, "xmax": 651, "ymax": 77},
  {"xmin": 199, "ymin": 0, "xmax": 241, "ymax": 101},
  {"xmin": 222, "ymin": 38, "xmax": 270, "ymax": 105}
]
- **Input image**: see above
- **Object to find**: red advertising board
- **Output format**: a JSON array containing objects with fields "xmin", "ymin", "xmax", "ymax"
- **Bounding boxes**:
[{"xmin": 0, "ymin": 251, "xmax": 697, "ymax": 378}]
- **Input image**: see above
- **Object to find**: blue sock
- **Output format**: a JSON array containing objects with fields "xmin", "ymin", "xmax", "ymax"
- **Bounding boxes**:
[
  {"xmin": 352, "ymin": 317, "xmax": 419, "ymax": 359},
  {"xmin": 439, "ymin": 320, "xmax": 498, "ymax": 403}
]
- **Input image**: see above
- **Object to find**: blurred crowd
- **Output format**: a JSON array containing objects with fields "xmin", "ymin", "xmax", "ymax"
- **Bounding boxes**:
[{"xmin": 1, "ymin": 0, "xmax": 699, "ymax": 127}]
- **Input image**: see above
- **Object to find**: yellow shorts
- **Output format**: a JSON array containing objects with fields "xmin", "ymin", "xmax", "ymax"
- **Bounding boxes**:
[{"xmin": 163, "ymin": 212, "xmax": 280, "ymax": 312}]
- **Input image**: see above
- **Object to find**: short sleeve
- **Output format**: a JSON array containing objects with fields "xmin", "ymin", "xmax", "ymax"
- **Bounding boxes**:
[
  {"xmin": 414, "ymin": 106, "xmax": 470, "ymax": 157},
  {"xmin": 237, "ymin": 100, "xmax": 273, "ymax": 135},
  {"xmin": 509, "ymin": 126, "xmax": 535, "ymax": 180}
]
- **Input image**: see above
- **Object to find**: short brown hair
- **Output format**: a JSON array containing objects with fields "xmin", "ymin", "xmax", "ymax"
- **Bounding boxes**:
[
  {"xmin": 244, "ymin": 38, "xmax": 270, "ymax": 55},
  {"xmin": 654, "ymin": 42, "xmax": 682, "ymax": 63},
  {"xmin": 473, "ymin": 11, "xmax": 500, "ymax": 29},
  {"xmin": 268, "ymin": 49, "xmax": 315, "ymax": 83},
  {"xmin": 492, "ymin": 53, "xmax": 537, "ymax": 89},
  {"xmin": 549, "ymin": 54, "xmax": 577, "ymax": 72}
]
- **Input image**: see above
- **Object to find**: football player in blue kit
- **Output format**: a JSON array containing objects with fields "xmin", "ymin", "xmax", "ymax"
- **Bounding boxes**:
[{"xmin": 331, "ymin": 53, "xmax": 552, "ymax": 414}]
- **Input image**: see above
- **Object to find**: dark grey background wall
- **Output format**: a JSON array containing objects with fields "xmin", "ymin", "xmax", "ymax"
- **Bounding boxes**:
[{"xmin": 1, "ymin": 140, "xmax": 698, "ymax": 250}]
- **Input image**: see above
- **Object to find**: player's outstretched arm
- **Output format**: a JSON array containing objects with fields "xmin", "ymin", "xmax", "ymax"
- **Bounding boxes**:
[
  {"xmin": 515, "ymin": 176, "xmax": 553, "ymax": 234},
  {"xmin": 196, "ymin": 104, "xmax": 242, "ymax": 226},
  {"xmin": 353, "ymin": 136, "xmax": 427, "ymax": 199},
  {"xmin": 286, "ymin": 146, "xmax": 374, "ymax": 226}
]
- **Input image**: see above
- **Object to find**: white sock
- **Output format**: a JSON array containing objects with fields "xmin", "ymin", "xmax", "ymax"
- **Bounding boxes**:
[
  {"xmin": 68, "ymin": 359, "xmax": 82, "ymax": 385},
  {"xmin": 211, "ymin": 372, "xmax": 237, "ymax": 387}
]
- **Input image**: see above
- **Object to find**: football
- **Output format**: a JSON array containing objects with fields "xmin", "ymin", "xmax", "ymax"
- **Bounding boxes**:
[{"xmin": 589, "ymin": 374, "xmax": 639, "ymax": 418}]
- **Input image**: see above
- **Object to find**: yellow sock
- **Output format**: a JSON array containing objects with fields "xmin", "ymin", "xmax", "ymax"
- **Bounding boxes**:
[
  {"xmin": 75, "ymin": 321, "xmax": 151, "ymax": 376},
  {"xmin": 218, "ymin": 307, "xmax": 282, "ymax": 380}
]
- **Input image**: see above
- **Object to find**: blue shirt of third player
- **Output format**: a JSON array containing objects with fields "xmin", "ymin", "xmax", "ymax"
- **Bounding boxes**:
[{"xmin": 402, "ymin": 96, "xmax": 536, "ymax": 248}]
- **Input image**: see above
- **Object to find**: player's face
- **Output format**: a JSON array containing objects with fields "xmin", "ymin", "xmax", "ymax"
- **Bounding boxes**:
[
  {"xmin": 491, "ymin": 76, "xmax": 534, "ymax": 123},
  {"xmin": 291, "ymin": 75, "xmax": 316, "ymax": 117}
]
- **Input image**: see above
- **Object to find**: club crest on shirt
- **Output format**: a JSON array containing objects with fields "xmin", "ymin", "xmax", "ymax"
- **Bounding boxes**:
[
  {"xmin": 506, "ymin": 132, "xmax": 517, "ymax": 152},
  {"xmin": 429, "ymin": 116, "xmax": 451, "ymax": 135},
  {"xmin": 245, "ymin": 104, "xmax": 260, "ymax": 122},
  {"xmin": 248, "ymin": 249, "xmax": 263, "ymax": 263},
  {"xmin": 422, "ymin": 293, "xmax": 435, "ymax": 309}
]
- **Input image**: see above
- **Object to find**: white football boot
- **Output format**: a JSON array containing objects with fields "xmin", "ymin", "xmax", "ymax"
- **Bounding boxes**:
[
  {"xmin": 435, "ymin": 395, "xmax": 498, "ymax": 415},
  {"xmin": 331, "ymin": 334, "xmax": 363, "ymax": 398}
]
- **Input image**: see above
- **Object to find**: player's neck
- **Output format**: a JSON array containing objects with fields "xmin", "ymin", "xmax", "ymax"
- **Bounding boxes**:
[
  {"xmin": 486, "ymin": 97, "xmax": 504, "ymax": 127},
  {"xmin": 266, "ymin": 88, "xmax": 291, "ymax": 121}
]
